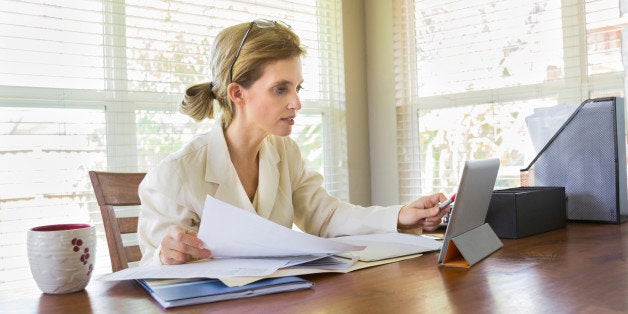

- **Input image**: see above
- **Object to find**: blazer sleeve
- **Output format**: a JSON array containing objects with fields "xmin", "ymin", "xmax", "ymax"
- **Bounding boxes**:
[
  {"xmin": 286, "ymin": 139, "xmax": 402, "ymax": 238},
  {"xmin": 137, "ymin": 162, "xmax": 200, "ymax": 266}
]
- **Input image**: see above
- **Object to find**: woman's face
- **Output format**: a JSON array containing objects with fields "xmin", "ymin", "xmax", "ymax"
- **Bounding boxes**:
[{"xmin": 239, "ymin": 56, "xmax": 303, "ymax": 137}]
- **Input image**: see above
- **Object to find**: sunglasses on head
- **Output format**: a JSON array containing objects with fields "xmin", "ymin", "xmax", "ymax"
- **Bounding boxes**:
[{"xmin": 228, "ymin": 19, "xmax": 291, "ymax": 83}]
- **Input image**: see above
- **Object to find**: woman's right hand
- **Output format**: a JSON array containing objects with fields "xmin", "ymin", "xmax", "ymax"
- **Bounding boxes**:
[{"xmin": 159, "ymin": 225, "xmax": 213, "ymax": 265}]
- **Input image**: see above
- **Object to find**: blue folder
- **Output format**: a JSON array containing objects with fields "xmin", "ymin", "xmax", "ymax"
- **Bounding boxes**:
[{"xmin": 137, "ymin": 276, "xmax": 314, "ymax": 308}]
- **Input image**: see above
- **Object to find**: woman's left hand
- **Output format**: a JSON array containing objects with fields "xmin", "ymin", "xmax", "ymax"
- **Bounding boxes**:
[{"xmin": 397, "ymin": 193, "xmax": 449, "ymax": 232}]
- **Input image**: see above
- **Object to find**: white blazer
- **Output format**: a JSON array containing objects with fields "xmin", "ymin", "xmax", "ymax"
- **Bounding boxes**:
[{"xmin": 137, "ymin": 119, "xmax": 402, "ymax": 265}]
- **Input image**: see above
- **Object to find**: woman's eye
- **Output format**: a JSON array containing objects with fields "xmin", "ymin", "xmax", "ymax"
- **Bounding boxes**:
[
  {"xmin": 274, "ymin": 87, "xmax": 288, "ymax": 94},
  {"xmin": 296, "ymin": 85, "xmax": 303, "ymax": 93}
]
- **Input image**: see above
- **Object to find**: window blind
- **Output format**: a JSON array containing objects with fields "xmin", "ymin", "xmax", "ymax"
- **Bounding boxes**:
[
  {"xmin": 0, "ymin": 0, "xmax": 347, "ymax": 286},
  {"xmin": 393, "ymin": 0, "xmax": 627, "ymax": 203}
]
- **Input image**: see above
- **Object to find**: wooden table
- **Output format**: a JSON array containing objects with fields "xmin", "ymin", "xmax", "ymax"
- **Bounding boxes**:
[{"xmin": 1, "ymin": 222, "xmax": 626, "ymax": 313}]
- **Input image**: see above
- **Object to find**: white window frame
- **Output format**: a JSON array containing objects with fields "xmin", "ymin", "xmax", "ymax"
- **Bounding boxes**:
[{"xmin": 392, "ymin": 0, "xmax": 626, "ymax": 203}]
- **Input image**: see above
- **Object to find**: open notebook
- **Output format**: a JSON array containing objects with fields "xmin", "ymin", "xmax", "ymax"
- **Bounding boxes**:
[{"xmin": 334, "ymin": 232, "xmax": 442, "ymax": 261}]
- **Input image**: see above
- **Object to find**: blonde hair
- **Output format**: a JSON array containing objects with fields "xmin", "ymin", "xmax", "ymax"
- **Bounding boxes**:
[{"xmin": 180, "ymin": 21, "xmax": 306, "ymax": 126}]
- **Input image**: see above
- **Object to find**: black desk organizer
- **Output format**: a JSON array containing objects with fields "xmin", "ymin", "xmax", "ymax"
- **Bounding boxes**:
[{"xmin": 485, "ymin": 187, "xmax": 566, "ymax": 239}]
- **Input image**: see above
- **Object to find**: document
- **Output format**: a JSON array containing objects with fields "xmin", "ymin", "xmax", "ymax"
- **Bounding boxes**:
[
  {"xmin": 198, "ymin": 195, "xmax": 364, "ymax": 257},
  {"xmin": 99, "ymin": 195, "xmax": 364, "ymax": 281},
  {"xmin": 100, "ymin": 257, "xmax": 300, "ymax": 281},
  {"xmin": 99, "ymin": 195, "xmax": 442, "ymax": 283},
  {"xmin": 333, "ymin": 232, "xmax": 442, "ymax": 261},
  {"xmin": 216, "ymin": 232, "xmax": 443, "ymax": 287},
  {"xmin": 220, "ymin": 254, "xmax": 422, "ymax": 287}
]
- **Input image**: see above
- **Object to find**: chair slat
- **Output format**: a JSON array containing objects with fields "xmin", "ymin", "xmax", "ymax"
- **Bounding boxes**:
[
  {"xmin": 117, "ymin": 217, "xmax": 139, "ymax": 234},
  {"xmin": 125, "ymin": 245, "xmax": 143, "ymax": 263},
  {"xmin": 92, "ymin": 172, "xmax": 145, "ymax": 206}
]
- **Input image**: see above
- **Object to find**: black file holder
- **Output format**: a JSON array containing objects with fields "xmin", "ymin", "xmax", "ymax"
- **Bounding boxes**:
[{"xmin": 521, "ymin": 97, "xmax": 627, "ymax": 224}]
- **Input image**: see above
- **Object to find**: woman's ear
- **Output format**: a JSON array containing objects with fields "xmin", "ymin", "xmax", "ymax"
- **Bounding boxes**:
[{"xmin": 227, "ymin": 83, "xmax": 245, "ymax": 107}]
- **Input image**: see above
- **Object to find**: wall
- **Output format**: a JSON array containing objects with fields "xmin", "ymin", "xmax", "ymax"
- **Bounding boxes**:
[
  {"xmin": 342, "ymin": 0, "xmax": 399, "ymax": 206},
  {"xmin": 342, "ymin": 0, "xmax": 371, "ymax": 206}
]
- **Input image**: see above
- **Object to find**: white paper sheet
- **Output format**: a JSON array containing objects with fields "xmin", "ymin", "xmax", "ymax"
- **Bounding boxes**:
[
  {"xmin": 333, "ymin": 232, "xmax": 442, "ymax": 261},
  {"xmin": 220, "ymin": 254, "xmax": 423, "ymax": 287},
  {"xmin": 98, "ymin": 253, "xmax": 361, "ymax": 281},
  {"xmin": 99, "ymin": 258, "xmax": 291, "ymax": 281},
  {"xmin": 198, "ymin": 194, "xmax": 365, "ymax": 257}
]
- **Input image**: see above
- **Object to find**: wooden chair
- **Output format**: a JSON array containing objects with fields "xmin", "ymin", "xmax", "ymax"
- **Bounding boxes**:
[{"xmin": 88, "ymin": 171, "xmax": 146, "ymax": 272}]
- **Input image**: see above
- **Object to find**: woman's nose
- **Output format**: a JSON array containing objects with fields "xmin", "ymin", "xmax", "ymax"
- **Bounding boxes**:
[{"xmin": 288, "ymin": 95, "xmax": 302, "ymax": 110}]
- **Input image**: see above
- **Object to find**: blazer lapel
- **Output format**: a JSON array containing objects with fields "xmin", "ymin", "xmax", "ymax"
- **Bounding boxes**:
[
  {"xmin": 204, "ymin": 119, "xmax": 256, "ymax": 214},
  {"xmin": 255, "ymin": 138, "xmax": 280, "ymax": 219}
]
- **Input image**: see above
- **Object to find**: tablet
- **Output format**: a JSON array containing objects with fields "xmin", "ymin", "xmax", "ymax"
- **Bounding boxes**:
[{"xmin": 437, "ymin": 158, "xmax": 500, "ymax": 264}]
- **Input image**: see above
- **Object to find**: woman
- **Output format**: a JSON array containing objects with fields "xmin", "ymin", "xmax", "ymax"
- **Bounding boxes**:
[{"xmin": 138, "ymin": 20, "xmax": 448, "ymax": 266}]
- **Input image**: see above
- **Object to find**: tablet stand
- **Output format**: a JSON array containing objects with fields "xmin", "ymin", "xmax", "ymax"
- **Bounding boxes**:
[{"xmin": 441, "ymin": 223, "xmax": 503, "ymax": 268}]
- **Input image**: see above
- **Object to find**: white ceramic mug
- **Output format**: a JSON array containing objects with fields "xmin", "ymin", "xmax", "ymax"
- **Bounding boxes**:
[{"xmin": 27, "ymin": 224, "xmax": 96, "ymax": 294}]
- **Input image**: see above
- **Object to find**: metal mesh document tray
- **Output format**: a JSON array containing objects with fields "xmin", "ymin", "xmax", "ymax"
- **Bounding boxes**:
[{"xmin": 521, "ymin": 97, "xmax": 627, "ymax": 223}]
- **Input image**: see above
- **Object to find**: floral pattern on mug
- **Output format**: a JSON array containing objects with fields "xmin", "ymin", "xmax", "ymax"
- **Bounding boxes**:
[{"xmin": 70, "ymin": 238, "xmax": 92, "ymax": 275}]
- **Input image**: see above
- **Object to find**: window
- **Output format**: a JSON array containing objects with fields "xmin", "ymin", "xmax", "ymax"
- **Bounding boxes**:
[
  {"xmin": 394, "ymin": 0, "xmax": 627, "ymax": 203},
  {"xmin": 0, "ymin": 0, "xmax": 346, "ymax": 286}
]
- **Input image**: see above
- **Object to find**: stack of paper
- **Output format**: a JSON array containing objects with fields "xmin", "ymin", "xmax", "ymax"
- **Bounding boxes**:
[{"xmin": 99, "ymin": 195, "xmax": 443, "ymax": 284}]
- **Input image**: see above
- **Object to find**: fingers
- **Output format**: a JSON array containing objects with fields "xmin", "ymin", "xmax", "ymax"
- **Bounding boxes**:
[
  {"xmin": 167, "ymin": 225, "xmax": 203, "ymax": 247},
  {"xmin": 160, "ymin": 226, "xmax": 212, "ymax": 265},
  {"xmin": 432, "ymin": 192, "xmax": 448, "ymax": 205},
  {"xmin": 408, "ymin": 193, "xmax": 447, "ymax": 209},
  {"xmin": 421, "ymin": 209, "xmax": 446, "ymax": 231},
  {"xmin": 398, "ymin": 200, "xmax": 449, "ymax": 231}
]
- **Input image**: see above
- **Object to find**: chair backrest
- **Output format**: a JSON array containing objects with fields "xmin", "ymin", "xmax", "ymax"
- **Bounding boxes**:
[{"xmin": 88, "ymin": 171, "xmax": 146, "ymax": 272}]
